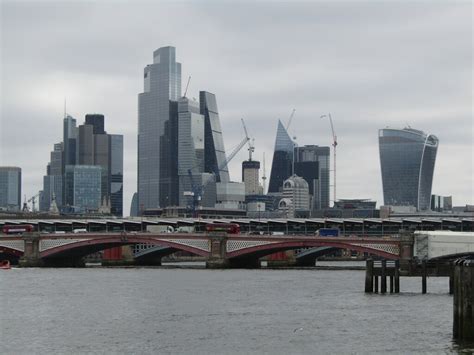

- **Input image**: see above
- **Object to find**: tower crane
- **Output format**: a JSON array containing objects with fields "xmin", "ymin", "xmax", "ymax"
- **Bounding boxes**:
[
  {"xmin": 183, "ymin": 76, "xmax": 191, "ymax": 98},
  {"xmin": 186, "ymin": 119, "xmax": 250, "ymax": 216},
  {"xmin": 321, "ymin": 113, "xmax": 337, "ymax": 206},
  {"xmin": 27, "ymin": 192, "xmax": 41, "ymax": 212},
  {"xmin": 285, "ymin": 108, "xmax": 296, "ymax": 131}
]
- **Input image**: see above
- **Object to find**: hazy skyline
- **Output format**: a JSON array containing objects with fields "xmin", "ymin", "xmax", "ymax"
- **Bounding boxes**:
[{"xmin": 1, "ymin": 1, "xmax": 472, "ymax": 213}]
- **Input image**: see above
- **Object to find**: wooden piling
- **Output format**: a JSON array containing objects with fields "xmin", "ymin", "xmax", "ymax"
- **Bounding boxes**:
[
  {"xmin": 381, "ymin": 259, "xmax": 387, "ymax": 294},
  {"xmin": 453, "ymin": 258, "xmax": 474, "ymax": 341},
  {"xmin": 390, "ymin": 276, "xmax": 394, "ymax": 293},
  {"xmin": 394, "ymin": 260, "xmax": 400, "ymax": 293},
  {"xmin": 374, "ymin": 274, "xmax": 379, "ymax": 293},
  {"xmin": 365, "ymin": 259, "xmax": 374, "ymax": 293},
  {"xmin": 422, "ymin": 260, "xmax": 427, "ymax": 294}
]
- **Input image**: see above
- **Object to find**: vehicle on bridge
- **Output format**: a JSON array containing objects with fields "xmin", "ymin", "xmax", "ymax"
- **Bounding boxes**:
[
  {"xmin": 206, "ymin": 223, "xmax": 240, "ymax": 234},
  {"xmin": 315, "ymin": 228, "xmax": 340, "ymax": 237},
  {"xmin": 2, "ymin": 224, "xmax": 34, "ymax": 235}
]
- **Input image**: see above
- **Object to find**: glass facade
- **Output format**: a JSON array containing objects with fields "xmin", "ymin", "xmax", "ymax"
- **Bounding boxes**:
[
  {"xmin": 295, "ymin": 145, "xmax": 330, "ymax": 209},
  {"xmin": 268, "ymin": 120, "xmax": 294, "ymax": 193},
  {"xmin": 0, "ymin": 167, "xmax": 21, "ymax": 210},
  {"xmin": 138, "ymin": 46, "xmax": 181, "ymax": 210},
  {"xmin": 109, "ymin": 134, "xmax": 123, "ymax": 216},
  {"xmin": 65, "ymin": 165, "xmax": 102, "ymax": 212},
  {"xmin": 200, "ymin": 91, "xmax": 229, "ymax": 183},
  {"xmin": 379, "ymin": 127, "xmax": 438, "ymax": 211}
]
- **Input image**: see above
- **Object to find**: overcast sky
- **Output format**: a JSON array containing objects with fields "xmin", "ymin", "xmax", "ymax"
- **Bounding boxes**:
[{"xmin": 1, "ymin": 0, "xmax": 472, "ymax": 214}]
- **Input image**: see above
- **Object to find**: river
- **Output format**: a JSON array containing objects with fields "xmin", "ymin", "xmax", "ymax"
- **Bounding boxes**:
[{"xmin": 0, "ymin": 263, "xmax": 471, "ymax": 354}]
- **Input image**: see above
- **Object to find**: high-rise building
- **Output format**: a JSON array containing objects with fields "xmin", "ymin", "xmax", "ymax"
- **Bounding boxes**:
[
  {"xmin": 200, "ymin": 91, "xmax": 229, "ymax": 183},
  {"xmin": 278, "ymin": 175, "xmax": 310, "ymax": 217},
  {"xmin": 0, "ymin": 167, "xmax": 21, "ymax": 211},
  {"xmin": 42, "ymin": 114, "xmax": 123, "ymax": 216},
  {"xmin": 294, "ymin": 145, "xmax": 330, "ymax": 209},
  {"xmin": 242, "ymin": 160, "xmax": 260, "ymax": 195},
  {"xmin": 268, "ymin": 120, "xmax": 294, "ymax": 194},
  {"xmin": 138, "ymin": 46, "xmax": 181, "ymax": 210},
  {"xmin": 379, "ymin": 127, "xmax": 438, "ymax": 211},
  {"xmin": 64, "ymin": 165, "xmax": 102, "ymax": 212}
]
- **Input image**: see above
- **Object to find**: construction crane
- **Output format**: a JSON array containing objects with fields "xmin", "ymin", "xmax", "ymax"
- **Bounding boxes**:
[
  {"xmin": 185, "ymin": 119, "xmax": 250, "ymax": 216},
  {"xmin": 285, "ymin": 108, "xmax": 296, "ymax": 131},
  {"xmin": 321, "ymin": 113, "xmax": 337, "ymax": 206},
  {"xmin": 27, "ymin": 192, "xmax": 41, "ymax": 212},
  {"xmin": 183, "ymin": 75, "xmax": 191, "ymax": 98}
]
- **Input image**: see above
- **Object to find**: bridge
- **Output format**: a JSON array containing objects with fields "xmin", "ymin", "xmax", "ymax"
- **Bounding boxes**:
[
  {"xmin": 0, "ymin": 232, "xmax": 402, "ymax": 268},
  {"xmin": 0, "ymin": 230, "xmax": 471, "ymax": 268}
]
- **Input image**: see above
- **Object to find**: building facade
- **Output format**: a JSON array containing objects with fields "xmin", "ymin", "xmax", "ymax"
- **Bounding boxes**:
[
  {"xmin": 379, "ymin": 127, "xmax": 438, "ymax": 211},
  {"xmin": 268, "ymin": 120, "xmax": 294, "ymax": 194},
  {"xmin": 242, "ymin": 160, "xmax": 260, "ymax": 195},
  {"xmin": 138, "ymin": 46, "xmax": 181, "ymax": 210},
  {"xmin": 0, "ymin": 167, "xmax": 21, "ymax": 211},
  {"xmin": 278, "ymin": 175, "xmax": 310, "ymax": 218},
  {"xmin": 64, "ymin": 165, "xmax": 102, "ymax": 212},
  {"xmin": 294, "ymin": 145, "xmax": 330, "ymax": 209},
  {"xmin": 200, "ymin": 91, "xmax": 229, "ymax": 183}
]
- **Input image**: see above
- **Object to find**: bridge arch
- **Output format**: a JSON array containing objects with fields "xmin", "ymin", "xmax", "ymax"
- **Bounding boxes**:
[
  {"xmin": 40, "ymin": 236, "xmax": 209, "ymax": 260},
  {"xmin": 227, "ymin": 240, "xmax": 399, "ymax": 262}
]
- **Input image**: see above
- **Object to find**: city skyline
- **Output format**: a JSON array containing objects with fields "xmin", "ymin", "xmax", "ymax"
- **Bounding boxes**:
[{"xmin": 1, "ymin": 2, "xmax": 472, "ymax": 212}]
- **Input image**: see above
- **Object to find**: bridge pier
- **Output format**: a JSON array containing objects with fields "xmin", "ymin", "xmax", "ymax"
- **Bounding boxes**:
[
  {"xmin": 399, "ymin": 231, "xmax": 414, "ymax": 275},
  {"xmin": 453, "ymin": 258, "xmax": 474, "ymax": 342},
  {"xmin": 365, "ymin": 259, "xmax": 400, "ymax": 294},
  {"xmin": 206, "ymin": 233, "xmax": 230, "ymax": 269},
  {"xmin": 42, "ymin": 257, "xmax": 85, "ymax": 268},
  {"xmin": 18, "ymin": 233, "xmax": 44, "ymax": 267}
]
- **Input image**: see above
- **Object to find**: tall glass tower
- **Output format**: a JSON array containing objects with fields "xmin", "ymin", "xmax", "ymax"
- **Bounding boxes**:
[
  {"xmin": 379, "ymin": 127, "xmax": 438, "ymax": 211},
  {"xmin": 138, "ymin": 46, "xmax": 181, "ymax": 210},
  {"xmin": 268, "ymin": 120, "xmax": 295, "ymax": 193}
]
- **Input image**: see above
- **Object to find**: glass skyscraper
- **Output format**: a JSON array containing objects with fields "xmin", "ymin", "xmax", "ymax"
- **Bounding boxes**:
[
  {"xmin": 379, "ymin": 127, "xmax": 438, "ymax": 211},
  {"xmin": 268, "ymin": 120, "xmax": 295, "ymax": 194},
  {"xmin": 138, "ymin": 46, "xmax": 181, "ymax": 210},
  {"xmin": 64, "ymin": 165, "xmax": 102, "ymax": 212},
  {"xmin": 0, "ymin": 167, "xmax": 21, "ymax": 211},
  {"xmin": 200, "ymin": 91, "xmax": 229, "ymax": 183}
]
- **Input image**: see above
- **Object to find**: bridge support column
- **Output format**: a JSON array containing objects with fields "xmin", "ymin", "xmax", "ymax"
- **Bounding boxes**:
[
  {"xmin": 399, "ymin": 231, "xmax": 414, "ymax": 275},
  {"xmin": 365, "ymin": 259, "xmax": 374, "ymax": 293},
  {"xmin": 453, "ymin": 259, "xmax": 474, "ymax": 341},
  {"xmin": 19, "ymin": 233, "xmax": 44, "ymax": 267},
  {"xmin": 206, "ymin": 233, "xmax": 229, "ymax": 269}
]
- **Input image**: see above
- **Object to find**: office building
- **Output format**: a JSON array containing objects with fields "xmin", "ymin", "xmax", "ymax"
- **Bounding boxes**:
[
  {"xmin": 278, "ymin": 175, "xmax": 310, "ymax": 218},
  {"xmin": 431, "ymin": 195, "xmax": 453, "ymax": 212},
  {"xmin": 216, "ymin": 182, "xmax": 245, "ymax": 210},
  {"xmin": 63, "ymin": 115, "xmax": 77, "ymax": 169},
  {"xmin": 0, "ymin": 167, "xmax": 21, "ymax": 211},
  {"xmin": 379, "ymin": 127, "xmax": 438, "ymax": 211},
  {"xmin": 130, "ymin": 192, "xmax": 139, "ymax": 217},
  {"xmin": 242, "ymin": 160, "xmax": 261, "ymax": 195},
  {"xmin": 294, "ymin": 145, "xmax": 330, "ymax": 210},
  {"xmin": 64, "ymin": 165, "xmax": 102, "ymax": 212},
  {"xmin": 138, "ymin": 46, "xmax": 181, "ymax": 210},
  {"xmin": 268, "ymin": 120, "xmax": 294, "ymax": 194},
  {"xmin": 200, "ymin": 91, "xmax": 229, "ymax": 183},
  {"xmin": 85, "ymin": 114, "xmax": 105, "ymax": 134}
]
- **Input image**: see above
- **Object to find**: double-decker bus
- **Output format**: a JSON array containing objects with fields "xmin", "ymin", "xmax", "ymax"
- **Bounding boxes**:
[
  {"xmin": 205, "ymin": 223, "xmax": 240, "ymax": 234},
  {"xmin": 2, "ymin": 224, "xmax": 35, "ymax": 235}
]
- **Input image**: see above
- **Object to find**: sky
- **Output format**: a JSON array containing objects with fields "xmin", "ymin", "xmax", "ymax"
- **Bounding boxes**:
[{"xmin": 1, "ymin": 0, "xmax": 473, "ymax": 214}]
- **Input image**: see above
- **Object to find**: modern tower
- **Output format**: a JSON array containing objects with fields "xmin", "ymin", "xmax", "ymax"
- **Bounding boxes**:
[
  {"xmin": 200, "ymin": 91, "xmax": 229, "ymax": 183},
  {"xmin": 379, "ymin": 127, "xmax": 438, "ymax": 211},
  {"xmin": 0, "ymin": 167, "xmax": 21, "ymax": 211},
  {"xmin": 242, "ymin": 160, "xmax": 260, "ymax": 195},
  {"xmin": 268, "ymin": 120, "xmax": 295, "ymax": 194},
  {"xmin": 294, "ymin": 145, "xmax": 330, "ymax": 210},
  {"xmin": 138, "ymin": 46, "xmax": 181, "ymax": 211}
]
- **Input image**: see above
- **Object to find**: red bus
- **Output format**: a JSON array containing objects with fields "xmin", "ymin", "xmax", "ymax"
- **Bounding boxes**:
[
  {"xmin": 2, "ymin": 224, "xmax": 34, "ymax": 235},
  {"xmin": 205, "ymin": 223, "xmax": 240, "ymax": 234}
]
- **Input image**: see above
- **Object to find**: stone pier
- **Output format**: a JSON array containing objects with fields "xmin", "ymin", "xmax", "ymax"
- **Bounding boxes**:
[
  {"xmin": 453, "ymin": 258, "xmax": 474, "ymax": 341},
  {"xmin": 18, "ymin": 233, "xmax": 44, "ymax": 267},
  {"xmin": 206, "ymin": 232, "xmax": 229, "ymax": 269}
]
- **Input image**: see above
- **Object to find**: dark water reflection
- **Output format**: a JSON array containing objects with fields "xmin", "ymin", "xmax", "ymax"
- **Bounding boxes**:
[{"xmin": 0, "ymin": 267, "xmax": 467, "ymax": 354}]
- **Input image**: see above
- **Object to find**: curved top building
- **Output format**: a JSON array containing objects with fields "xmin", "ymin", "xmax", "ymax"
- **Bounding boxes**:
[{"xmin": 379, "ymin": 127, "xmax": 438, "ymax": 211}]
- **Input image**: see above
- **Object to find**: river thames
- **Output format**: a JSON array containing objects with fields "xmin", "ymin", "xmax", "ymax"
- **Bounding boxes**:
[{"xmin": 0, "ymin": 263, "xmax": 471, "ymax": 354}]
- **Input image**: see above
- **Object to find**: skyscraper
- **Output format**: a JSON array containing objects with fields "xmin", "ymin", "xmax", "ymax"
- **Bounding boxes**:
[
  {"xmin": 0, "ymin": 167, "xmax": 21, "ymax": 211},
  {"xmin": 379, "ymin": 127, "xmax": 438, "ymax": 211},
  {"xmin": 138, "ymin": 46, "xmax": 181, "ymax": 210},
  {"xmin": 268, "ymin": 120, "xmax": 294, "ymax": 194},
  {"xmin": 64, "ymin": 165, "xmax": 102, "ymax": 212},
  {"xmin": 295, "ymin": 145, "xmax": 330, "ymax": 209},
  {"xmin": 200, "ymin": 91, "xmax": 229, "ymax": 183}
]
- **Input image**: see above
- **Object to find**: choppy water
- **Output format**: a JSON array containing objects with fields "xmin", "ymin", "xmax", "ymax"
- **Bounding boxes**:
[{"xmin": 0, "ymin": 265, "xmax": 471, "ymax": 354}]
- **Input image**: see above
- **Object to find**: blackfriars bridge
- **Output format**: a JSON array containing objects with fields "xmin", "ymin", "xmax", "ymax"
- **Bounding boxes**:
[{"xmin": 0, "ymin": 230, "xmax": 472, "ymax": 268}]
